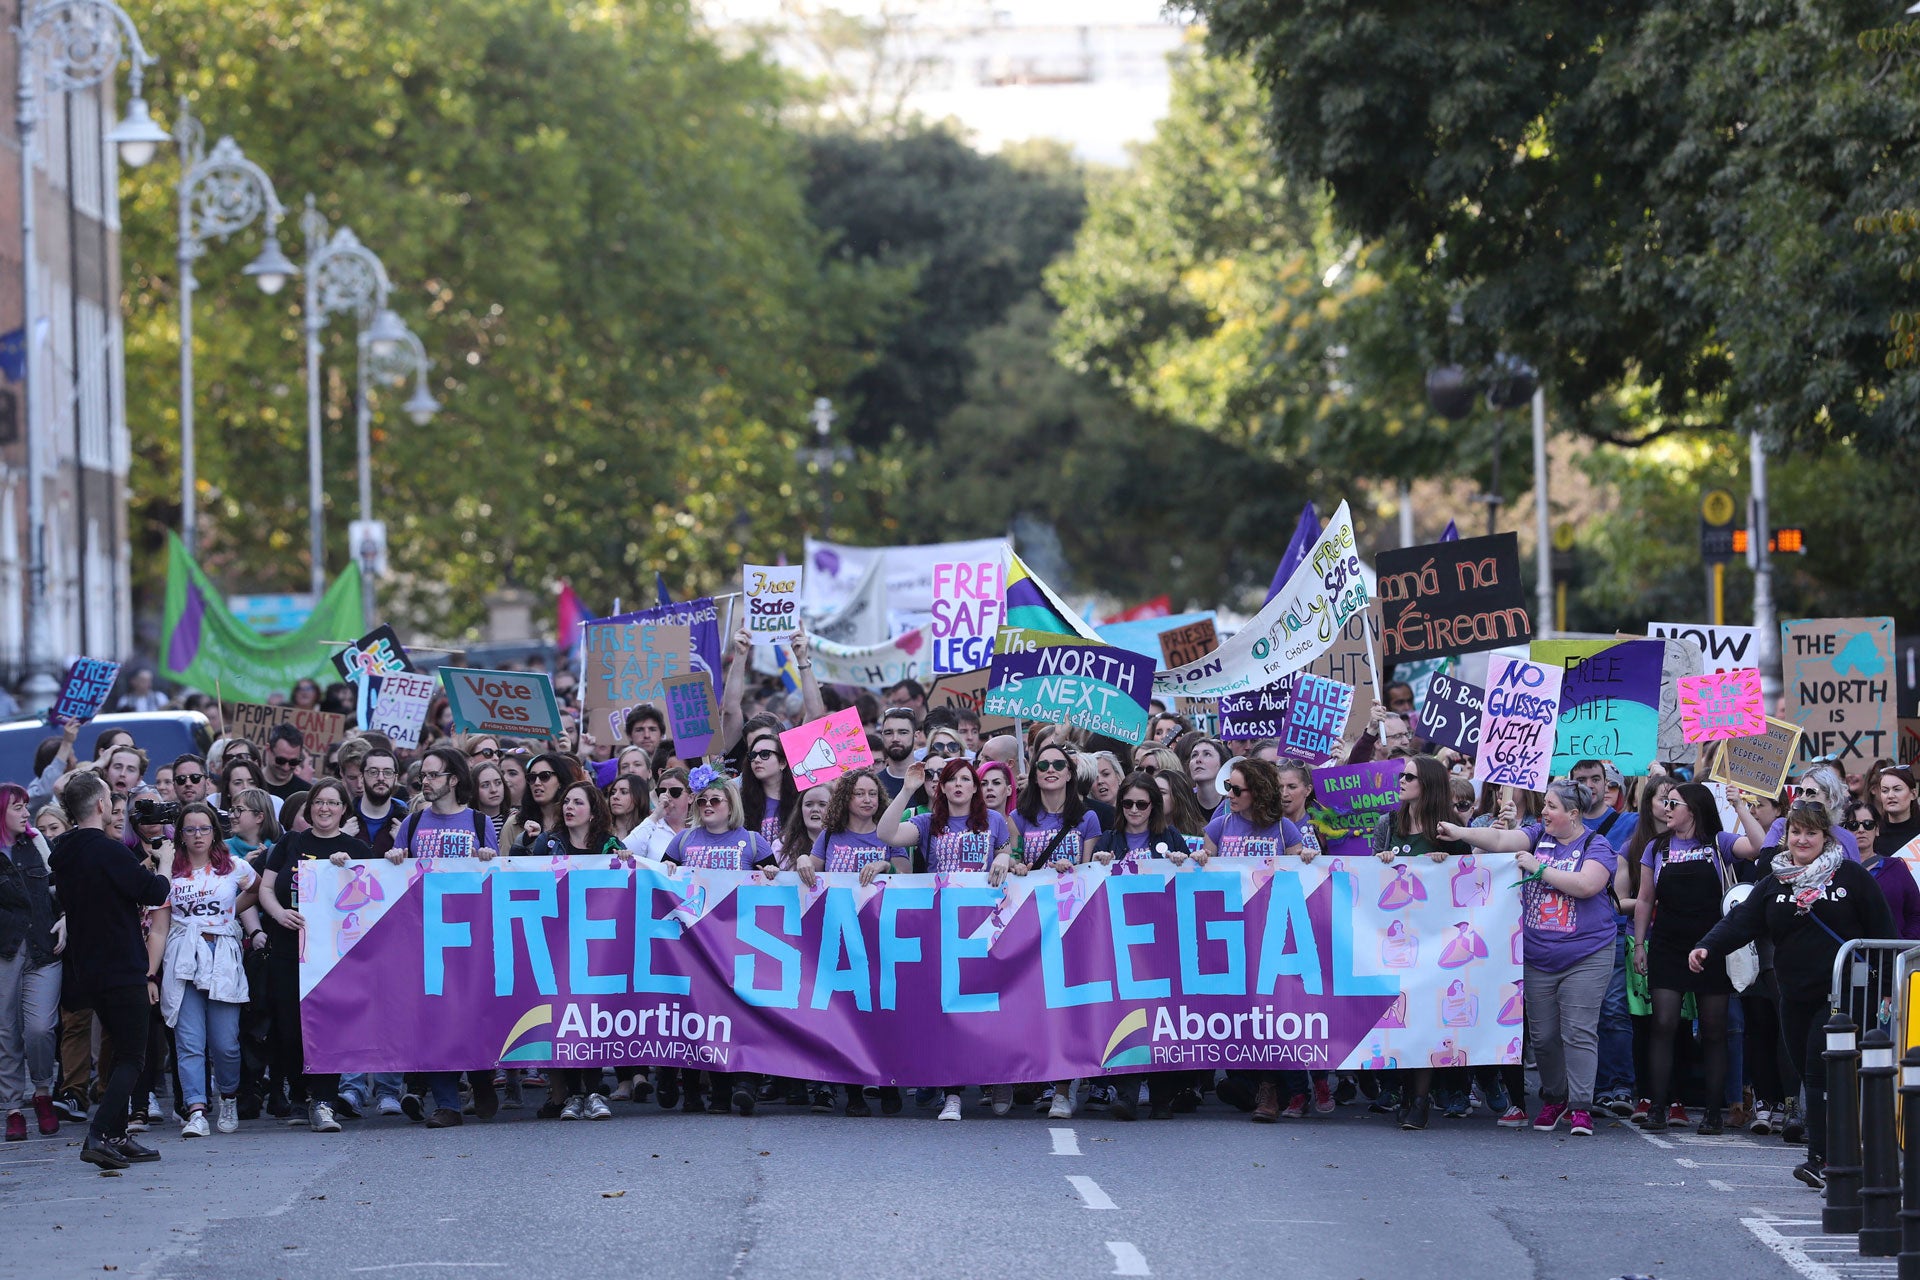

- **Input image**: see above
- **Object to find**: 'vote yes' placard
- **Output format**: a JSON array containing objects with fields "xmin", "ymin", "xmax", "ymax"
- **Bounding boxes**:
[{"xmin": 439, "ymin": 667, "xmax": 564, "ymax": 740}]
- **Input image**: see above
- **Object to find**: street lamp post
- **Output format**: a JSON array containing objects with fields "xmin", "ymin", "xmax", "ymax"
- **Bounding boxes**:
[
  {"xmin": 13, "ymin": 0, "xmax": 169, "ymax": 691},
  {"xmin": 174, "ymin": 98, "xmax": 293, "ymax": 558},
  {"xmin": 351, "ymin": 308, "xmax": 437, "ymax": 627},
  {"xmin": 299, "ymin": 195, "xmax": 391, "ymax": 599}
]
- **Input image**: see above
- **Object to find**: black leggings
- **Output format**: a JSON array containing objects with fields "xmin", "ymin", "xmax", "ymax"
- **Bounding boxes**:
[
  {"xmin": 1648, "ymin": 989, "xmax": 1729, "ymax": 1115},
  {"xmin": 269, "ymin": 960, "xmax": 337, "ymax": 1105},
  {"xmin": 1779, "ymin": 995, "xmax": 1830, "ymax": 1161}
]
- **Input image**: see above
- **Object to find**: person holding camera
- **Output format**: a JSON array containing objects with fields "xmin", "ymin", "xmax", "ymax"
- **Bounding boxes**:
[{"xmin": 47, "ymin": 774, "xmax": 170, "ymax": 1170}]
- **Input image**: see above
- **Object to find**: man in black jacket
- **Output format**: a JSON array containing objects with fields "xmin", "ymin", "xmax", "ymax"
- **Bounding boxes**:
[{"xmin": 48, "ymin": 773, "xmax": 169, "ymax": 1170}]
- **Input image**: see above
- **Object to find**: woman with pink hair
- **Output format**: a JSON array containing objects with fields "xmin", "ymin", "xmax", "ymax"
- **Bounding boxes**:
[{"xmin": 0, "ymin": 783, "xmax": 62, "ymax": 1141}]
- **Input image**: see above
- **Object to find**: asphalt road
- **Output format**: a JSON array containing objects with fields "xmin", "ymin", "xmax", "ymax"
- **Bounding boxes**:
[{"xmin": 0, "ymin": 1088, "xmax": 1886, "ymax": 1280}]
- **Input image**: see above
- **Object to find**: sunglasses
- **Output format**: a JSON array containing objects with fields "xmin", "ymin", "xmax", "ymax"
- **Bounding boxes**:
[
  {"xmin": 697, "ymin": 795, "xmax": 725, "ymax": 807},
  {"xmin": 1399, "ymin": 772, "xmax": 1418, "ymax": 783},
  {"xmin": 1659, "ymin": 797, "xmax": 1680, "ymax": 809},
  {"xmin": 749, "ymin": 748, "xmax": 781, "ymax": 762},
  {"xmin": 927, "ymin": 742, "xmax": 962, "ymax": 756},
  {"xmin": 472, "ymin": 748, "xmax": 499, "ymax": 760},
  {"xmin": 529, "ymin": 771, "xmax": 558, "ymax": 784},
  {"xmin": 1221, "ymin": 782, "xmax": 1246, "ymax": 797},
  {"xmin": 1035, "ymin": 759, "xmax": 1072, "ymax": 774},
  {"xmin": 1453, "ymin": 800, "xmax": 1474, "ymax": 811},
  {"xmin": 659, "ymin": 786, "xmax": 686, "ymax": 799},
  {"xmin": 174, "ymin": 773, "xmax": 205, "ymax": 785},
  {"xmin": 1121, "ymin": 798, "xmax": 1152, "ymax": 811},
  {"xmin": 1844, "ymin": 819, "xmax": 1877, "ymax": 832}
]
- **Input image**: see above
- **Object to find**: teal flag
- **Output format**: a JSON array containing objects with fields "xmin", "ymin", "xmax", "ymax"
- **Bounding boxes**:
[{"xmin": 160, "ymin": 533, "xmax": 364, "ymax": 702}]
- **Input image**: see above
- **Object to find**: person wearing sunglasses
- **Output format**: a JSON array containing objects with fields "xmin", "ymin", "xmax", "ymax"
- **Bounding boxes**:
[
  {"xmin": 456, "ymin": 734, "xmax": 501, "ymax": 766},
  {"xmin": 1849, "ymin": 800, "xmax": 1920, "ymax": 939},
  {"xmin": 1199, "ymin": 758, "xmax": 1305, "ymax": 865},
  {"xmin": 508, "ymin": 752, "xmax": 584, "ymax": 853},
  {"xmin": 1626, "ymin": 782, "xmax": 1766, "ymax": 1134},
  {"xmin": 1765, "ymin": 764, "xmax": 1861, "ymax": 862},
  {"xmin": 740, "ymin": 728, "xmax": 800, "ymax": 853},
  {"xmin": 170, "ymin": 755, "xmax": 213, "ymax": 806},
  {"xmin": 662, "ymin": 769, "xmax": 778, "ymax": 1118},
  {"xmin": 1014, "ymin": 746, "xmax": 1103, "ymax": 879},
  {"xmin": 1690, "ymin": 800, "xmax": 1896, "ymax": 1190},
  {"xmin": 628, "ymin": 767, "xmax": 694, "ymax": 859},
  {"xmin": 146, "ymin": 802, "xmax": 262, "ymax": 1140}
]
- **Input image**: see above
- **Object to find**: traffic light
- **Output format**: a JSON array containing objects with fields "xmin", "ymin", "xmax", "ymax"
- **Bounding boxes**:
[{"xmin": 1730, "ymin": 528, "xmax": 1806, "ymax": 555}]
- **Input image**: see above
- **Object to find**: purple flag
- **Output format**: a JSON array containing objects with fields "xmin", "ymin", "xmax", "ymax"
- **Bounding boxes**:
[
  {"xmin": 1440, "ymin": 520, "xmax": 1460, "ymax": 543},
  {"xmin": 1265, "ymin": 502, "xmax": 1321, "ymax": 605}
]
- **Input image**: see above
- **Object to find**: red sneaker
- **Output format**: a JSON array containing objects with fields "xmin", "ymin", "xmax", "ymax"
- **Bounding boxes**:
[
  {"xmin": 1312, "ymin": 1077, "xmax": 1336, "ymax": 1114},
  {"xmin": 5, "ymin": 1112, "xmax": 23, "ymax": 1142},
  {"xmin": 1668, "ymin": 1103, "xmax": 1690, "ymax": 1125},
  {"xmin": 31, "ymin": 1095, "xmax": 56, "ymax": 1136},
  {"xmin": 1281, "ymin": 1093, "xmax": 1308, "ymax": 1119},
  {"xmin": 1630, "ymin": 1098, "xmax": 1650, "ymax": 1125}
]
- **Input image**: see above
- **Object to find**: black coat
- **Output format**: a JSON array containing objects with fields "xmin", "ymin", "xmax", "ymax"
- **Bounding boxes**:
[
  {"xmin": 1698, "ymin": 860, "xmax": 1897, "ymax": 1002},
  {"xmin": 47, "ymin": 827, "xmax": 168, "ymax": 1006}
]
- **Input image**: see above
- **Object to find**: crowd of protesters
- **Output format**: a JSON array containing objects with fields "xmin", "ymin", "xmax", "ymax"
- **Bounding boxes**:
[{"xmin": 0, "ymin": 645, "xmax": 1903, "ymax": 1194}]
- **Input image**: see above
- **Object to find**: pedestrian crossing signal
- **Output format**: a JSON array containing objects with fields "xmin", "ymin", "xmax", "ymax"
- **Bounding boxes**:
[{"xmin": 1730, "ymin": 528, "xmax": 1805, "ymax": 555}]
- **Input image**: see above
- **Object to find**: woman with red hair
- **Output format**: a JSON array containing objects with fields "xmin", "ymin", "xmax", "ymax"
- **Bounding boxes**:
[
  {"xmin": 146, "ymin": 802, "xmax": 264, "ymax": 1139},
  {"xmin": 0, "ymin": 782, "xmax": 62, "ymax": 1141}
]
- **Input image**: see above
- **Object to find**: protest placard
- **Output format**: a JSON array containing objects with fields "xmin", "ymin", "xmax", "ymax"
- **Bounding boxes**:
[
  {"xmin": 1219, "ymin": 677, "xmax": 1293, "ymax": 741},
  {"xmin": 1277, "ymin": 672, "xmax": 1352, "ymax": 763},
  {"xmin": 1644, "ymin": 636, "xmax": 1705, "ymax": 761},
  {"xmin": 1903, "ymin": 718, "xmax": 1920, "ymax": 767},
  {"xmin": 926, "ymin": 667, "xmax": 1015, "ymax": 733},
  {"xmin": 742, "ymin": 564, "xmax": 802, "ymax": 643},
  {"xmin": 930, "ymin": 557, "xmax": 1004, "ymax": 675},
  {"xmin": 662, "ymin": 672, "xmax": 718, "ymax": 759},
  {"xmin": 1710, "ymin": 717, "xmax": 1804, "ymax": 797},
  {"xmin": 439, "ymin": 667, "xmax": 564, "ymax": 741},
  {"xmin": 582, "ymin": 622, "xmax": 691, "ymax": 746},
  {"xmin": 367, "ymin": 670, "xmax": 437, "ymax": 749},
  {"xmin": 1647, "ymin": 621, "xmax": 1761, "ymax": 674},
  {"xmin": 49, "ymin": 657, "xmax": 119, "ymax": 725},
  {"xmin": 1157, "ymin": 618, "xmax": 1219, "ymax": 671},
  {"xmin": 1416, "ymin": 672, "xmax": 1485, "ymax": 756},
  {"xmin": 331, "ymin": 624, "xmax": 414, "ymax": 682},
  {"xmin": 229, "ymin": 703, "xmax": 348, "ymax": 776},
  {"xmin": 1378, "ymin": 531, "xmax": 1531, "ymax": 664},
  {"xmin": 1308, "ymin": 600, "xmax": 1383, "ymax": 729},
  {"xmin": 1780, "ymin": 617, "xmax": 1896, "ymax": 769},
  {"xmin": 1678, "ymin": 668, "xmax": 1765, "ymax": 743},
  {"xmin": 780, "ymin": 708, "xmax": 874, "ymax": 791},
  {"xmin": 986, "ymin": 628, "xmax": 1154, "ymax": 742},
  {"xmin": 1308, "ymin": 760, "xmax": 1400, "ymax": 857},
  {"xmin": 1475, "ymin": 655, "xmax": 1563, "ymax": 791},
  {"xmin": 1530, "ymin": 638, "xmax": 1663, "ymax": 776}
]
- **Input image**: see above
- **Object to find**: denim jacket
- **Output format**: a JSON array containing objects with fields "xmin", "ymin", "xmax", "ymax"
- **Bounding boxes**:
[{"xmin": 0, "ymin": 833, "xmax": 59, "ymax": 967}]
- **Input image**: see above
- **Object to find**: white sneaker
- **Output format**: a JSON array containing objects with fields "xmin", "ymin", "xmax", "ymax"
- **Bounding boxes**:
[
  {"xmin": 216, "ymin": 1098, "xmax": 239, "ymax": 1134},
  {"xmin": 1048, "ymin": 1082, "xmax": 1075, "ymax": 1120},
  {"xmin": 990, "ymin": 1084, "xmax": 1014, "ymax": 1116},
  {"xmin": 377, "ymin": 1095, "xmax": 404, "ymax": 1117},
  {"xmin": 181, "ymin": 1109, "xmax": 210, "ymax": 1138},
  {"xmin": 585, "ymin": 1093, "xmax": 613, "ymax": 1121},
  {"xmin": 309, "ymin": 1101, "xmax": 341, "ymax": 1133},
  {"xmin": 937, "ymin": 1094, "xmax": 963, "ymax": 1121}
]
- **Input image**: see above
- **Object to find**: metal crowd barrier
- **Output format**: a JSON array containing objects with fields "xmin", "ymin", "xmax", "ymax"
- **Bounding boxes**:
[{"xmin": 1822, "ymin": 939, "xmax": 1920, "ymax": 1266}]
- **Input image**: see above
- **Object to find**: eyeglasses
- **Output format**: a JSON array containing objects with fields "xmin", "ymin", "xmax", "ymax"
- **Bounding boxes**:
[
  {"xmin": 1221, "ymin": 782, "xmax": 1246, "ymax": 797},
  {"xmin": 659, "ymin": 786, "xmax": 686, "ymax": 799},
  {"xmin": 179, "ymin": 826, "xmax": 214, "ymax": 837},
  {"xmin": 927, "ymin": 742, "xmax": 962, "ymax": 756},
  {"xmin": 749, "ymin": 748, "xmax": 780, "ymax": 762},
  {"xmin": 529, "ymin": 771, "xmax": 558, "ymax": 783},
  {"xmin": 1121, "ymin": 798, "xmax": 1152, "ymax": 811},
  {"xmin": 362, "ymin": 767, "xmax": 396, "ymax": 779},
  {"xmin": 419, "ymin": 770, "xmax": 448, "ymax": 782},
  {"xmin": 174, "ymin": 773, "xmax": 205, "ymax": 785},
  {"xmin": 1035, "ymin": 759, "xmax": 1072, "ymax": 774}
]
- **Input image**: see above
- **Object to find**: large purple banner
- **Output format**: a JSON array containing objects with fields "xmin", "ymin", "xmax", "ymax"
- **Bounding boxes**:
[{"xmin": 299, "ymin": 855, "xmax": 1522, "ymax": 1083}]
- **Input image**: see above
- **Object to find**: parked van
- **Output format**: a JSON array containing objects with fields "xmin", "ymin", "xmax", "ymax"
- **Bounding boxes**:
[{"xmin": 0, "ymin": 711, "xmax": 214, "ymax": 788}]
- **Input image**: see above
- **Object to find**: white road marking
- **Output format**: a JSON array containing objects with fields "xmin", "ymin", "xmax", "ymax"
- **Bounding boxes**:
[
  {"xmin": 1633, "ymin": 1128, "xmax": 1676, "ymax": 1149},
  {"xmin": 346, "ymin": 1267, "xmax": 510, "ymax": 1274},
  {"xmin": 1740, "ymin": 1209, "xmax": 1851, "ymax": 1280},
  {"xmin": 1105, "ymin": 1241, "xmax": 1151, "ymax": 1276},
  {"xmin": 1067, "ymin": 1175, "xmax": 1117, "ymax": 1211},
  {"xmin": 1050, "ymin": 1127, "xmax": 1081, "ymax": 1156}
]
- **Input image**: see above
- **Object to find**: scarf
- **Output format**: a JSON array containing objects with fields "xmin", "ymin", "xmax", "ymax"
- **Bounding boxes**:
[{"xmin": 1771, "ymin": 842, "xmax": 1845, "ymax": 913}]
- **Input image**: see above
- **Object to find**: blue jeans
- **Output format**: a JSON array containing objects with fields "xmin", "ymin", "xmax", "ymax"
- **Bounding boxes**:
[
  {"xmin": 339, "ymin": 1071, "xmax": 404, "ymax": 1106},
  {"xmin": 1594, "ymin": 925, "xmax": 1635, "ymax": 1100},
  {"xmin": 174, "ymin": 987, "xmax": 242, "ymax": 1108},
  {"xmin": 423, "ymin": 1072, "xmax": 466, "ymax": 1112}
]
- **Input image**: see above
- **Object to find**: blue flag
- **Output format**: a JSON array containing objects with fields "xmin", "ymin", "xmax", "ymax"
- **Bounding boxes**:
[
  {"xmin": 0, "ymin": 328, "xmax": 23, "ymax": 382},
  {"xmin": 655, "ymin": 572, "xmax": 673, "ymax": 608},
  {"xmin": 1265, "ymin": 502, "xmax": 1321, "ymax": 605}
]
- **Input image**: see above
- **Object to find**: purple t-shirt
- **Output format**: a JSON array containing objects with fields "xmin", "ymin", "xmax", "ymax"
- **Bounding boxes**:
[
  {"xmin": 399, "ymin": 808, "xmax": 498, "ymax": 859},
  {"xmin": 757, "ymin": 796, "xmax": 782, "ymax": 849},
  {"xmin": 1203, "ymin": 814, "xmax": 1304, "ymax": 858},
  {"xmin": 810, "ymin": 829, "xmax": 895, "ymax": 875},
  {"xmin": 1766, "ymin": 816, "xmax": 1860, "ymax": 862},
  {"xmin": 910, "ymin": 810, "xmax": 1012, "ymax": 875},
  {"xmin": 662, "ymin": 827, "xmax": 776, "ymax": 871},
  {"xmin": 1013, "ymin": 809, "xmax": 1103, "ymax": 865},
  {"xmin": 1519, "ymin": 823, "xmax": 1619, "ymax": 972}
]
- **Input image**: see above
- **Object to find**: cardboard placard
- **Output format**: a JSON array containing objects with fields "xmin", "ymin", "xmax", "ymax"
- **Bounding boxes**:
[
  {"xmin": 229, "ymin": 703, "xmax": 348, "ymax": 777},
  {"xmin": 1475, "ymin": 655, "xmax": 1563, "ymax": 792},
  {"xmin": 662, "ymin": 672, "xmax": 719, "ymax": 759},
  {"xmin": 1780, "ymin": 617, "xmax": 1896, "ymax": 769},
  {"xmin": 779, "ymin": 708, "xmax": 874, "ymax": 791},
  {"xmin": 1276, "ymin": 672, "xmax": 1353, "ymax": 764},
  {"xmin": 1156, "ymin": 618, "xmax": 1220, "ymax": 672},
  {"xmin": 1307, "ymin": 600, "xmax": 1384, "ymax": 731},
  {"xmin": 368, "ymin": 670, "xmax": 437, "ymax": 749},
  {"xmin": 1710, "ymin": 717, "xmax": 1804, "ymax": 797},
  {"xmin": 1219, "ymin": 677, "xmax": 1293, "ymax": 742},
  {"xmin": 743, "ymin": 564, "xmax": 802, "ymax": 643},
  {"xmin": 49, "ymin": 657, "xmax": 119, "ymax": 725},
  {"xmin": 438, "ymin": 667, "xmax": 564, "ymax": 741},
  {"xmin": 1647, "ymin": 621, "xmax": 1761, "ymax": 675},
  {"xmin": 1677, "ymin": 668, "xmax": 1765, "ymax": 743},
  {"xmin": 1530, "ymin": 639, "xmax": 1664, "ymax": 777},
  {"xmin": 930, "ymin": 558, "xmax": 1004, "ymax": 675},
  {"xmin": 1378, "ymin": 531, "xmax": 1532, "ymax": 663},
  {"xmin": 1646, "ymin": 636, "xmax": 1705, "ymax": 762},
  {"xmin": 926, "ymin": 667, "xmax": 1015, "ymax": 734},
  {"xmin": 1416, "ymin": 672, "xmax": 1485, "ymax": 756},
  {"xmin": 582, "ymin": 622, "xmax": 692, "ymax": 746}
]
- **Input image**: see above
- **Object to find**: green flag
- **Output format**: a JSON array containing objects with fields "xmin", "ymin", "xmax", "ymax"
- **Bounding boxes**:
[{"xmin": 159, "ymin": 533, "xmax": 365, "ymax": 702}]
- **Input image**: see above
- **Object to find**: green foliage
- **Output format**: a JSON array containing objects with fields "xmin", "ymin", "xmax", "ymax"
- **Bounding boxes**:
[
  {"xmin": 1192, "ymin": 0, "xmax": 1920, "ymax": 445},
  {"xmin": 123, "ymin": 0, "xmax": 905, "ymax": 634}
]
